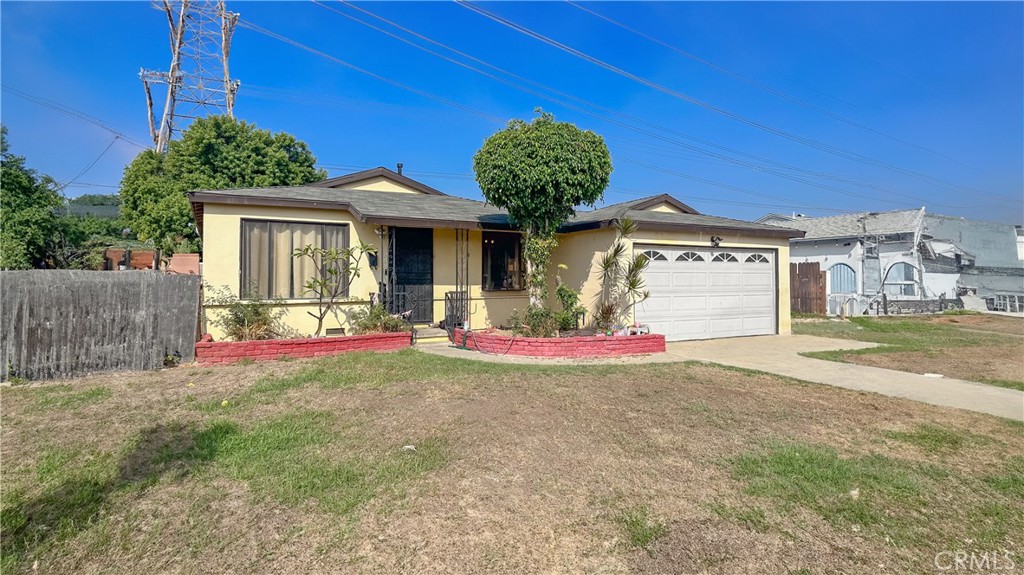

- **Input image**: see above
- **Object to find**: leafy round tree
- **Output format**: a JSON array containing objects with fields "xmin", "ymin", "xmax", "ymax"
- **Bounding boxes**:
[
  {"xmin": 0, "ymin": 126, "xmax": 63, "ymax": 270},
  {"xmin": 473, "ymin": 111, "xmax": 612, "ymax": 301},
  {"xmin": 120, "ymin": 115, "xmax": 326, "ymax": 253}
]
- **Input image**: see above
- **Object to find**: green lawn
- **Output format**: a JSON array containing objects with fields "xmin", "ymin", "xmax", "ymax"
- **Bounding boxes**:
[{"xmin": 2, "ymin": 349, "xmax": 1021, "ymax": 574}]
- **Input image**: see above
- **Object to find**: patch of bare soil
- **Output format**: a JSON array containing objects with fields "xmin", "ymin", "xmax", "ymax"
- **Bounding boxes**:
[
  {"xmin": 842, "ymin": 344, "xmax": 1024, "ymax": 384},
  {"xmin": 928, "ymin": 314, "xmax": 1024, "ymax": 336},
  {"xmin": 2, "ymin": 354, "xmax": 1021, "ymax": 574}
]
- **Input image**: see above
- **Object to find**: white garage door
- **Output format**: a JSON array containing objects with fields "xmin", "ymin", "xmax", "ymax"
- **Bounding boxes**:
[{"xmin": 635, "ymin": 246, "xmax": 777, "ymax": 341}]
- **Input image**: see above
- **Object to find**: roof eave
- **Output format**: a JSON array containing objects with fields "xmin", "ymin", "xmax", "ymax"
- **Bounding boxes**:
[
  {"xmin": 186, "ymin": 191, "xmax": 506, "ymax": 230},
  {"xmin": 633, "ymin": 220, "xmax": 805, "ymax": 238}
]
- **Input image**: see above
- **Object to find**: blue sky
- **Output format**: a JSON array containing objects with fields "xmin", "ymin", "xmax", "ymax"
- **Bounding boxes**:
[{"xmin": 2, "ymin": 1, "xmax": 1022, "ymax": 224}]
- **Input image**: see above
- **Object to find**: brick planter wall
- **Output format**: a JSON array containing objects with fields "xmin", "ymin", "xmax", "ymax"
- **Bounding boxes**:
[
  {"xmin": 451, "ymin": 328, "xmax": 665, "ymax": 358},
  {"xmin": 195, "ymin": 332, "xmax": 412, "ymax": 365}
]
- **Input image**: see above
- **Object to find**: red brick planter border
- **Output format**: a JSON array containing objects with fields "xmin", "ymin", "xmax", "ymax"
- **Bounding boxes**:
[
  {"xmin": 195, "ymin": 332, "xmax": 412, "ymax": 365},
  {"xmin": 451, "ymin": 328, "xmax": 665, "ymax": 358}
]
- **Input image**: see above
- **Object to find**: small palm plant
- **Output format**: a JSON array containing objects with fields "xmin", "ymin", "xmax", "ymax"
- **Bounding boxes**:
[{"xmin": 595, "ymin": 218, "xmax": 650, "ymax": 330}]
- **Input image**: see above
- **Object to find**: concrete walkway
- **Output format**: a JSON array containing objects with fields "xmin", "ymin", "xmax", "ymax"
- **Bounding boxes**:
[
  {"xmin": 418, "ymin": 335, "xmax": 1024, "ymax": 420},
  {"xmin": 666, "ymin": 335, "xmax": 1023, "ymax": 421}
]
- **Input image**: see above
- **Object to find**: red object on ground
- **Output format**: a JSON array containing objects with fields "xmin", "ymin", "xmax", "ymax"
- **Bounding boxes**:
[
  {"xmin": 451, "ymin": 328, "xmax": 666, "ymax": 358},
  {"xmin": 195, "ymin": 332, "xmax": 412, "ymax": 365}
]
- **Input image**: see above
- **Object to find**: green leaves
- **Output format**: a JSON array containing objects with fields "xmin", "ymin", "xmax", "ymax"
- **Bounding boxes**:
[
  {"xmin": 596, "ymin": 218, "xmax": 649, "ymax": 328},
  {"xmin": 293, "ymin": 240, "xmax": 377, "ymax": 337},
  {"xmin": 119, "ymin": 116, "xmax": 327, "ymax": 254},
  {"xmin": 0, "ymin": 126, "xmax": 63, "ymax": 270},
  {"xmin": 473, "ymin": 111, "xmax": 613, "ymax": 306},
  {"xmin": 473, "ymin": 110, "xmax": 613, "ymax": 237}
]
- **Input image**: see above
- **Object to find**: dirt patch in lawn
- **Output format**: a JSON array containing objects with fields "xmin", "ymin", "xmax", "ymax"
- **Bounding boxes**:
[
  {"xmin": 2, "ymin": 350, "xmax": 1021, "ymax": 575},
  {"xmin": 838, "ymin": 344, "xmax": 1024, "ymax": 385},
  {"xmin": 926, "ymin": 314, "xmax": 1024, "ymax": 336}
]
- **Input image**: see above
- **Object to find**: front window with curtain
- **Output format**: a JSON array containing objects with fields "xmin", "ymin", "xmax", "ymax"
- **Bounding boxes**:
[
  {"xmin": 240, "ymin": 220, "xmax": 349, "ymax": 299},
  {"xmin": 482, "ymin": 231, "xmax": 524, "ymax": 291}
]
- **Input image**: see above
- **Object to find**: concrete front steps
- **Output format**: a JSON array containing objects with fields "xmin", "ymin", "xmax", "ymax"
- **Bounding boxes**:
[{"xmin": 414, "ymin": 326, "xmax": 450, "ymax": 344}]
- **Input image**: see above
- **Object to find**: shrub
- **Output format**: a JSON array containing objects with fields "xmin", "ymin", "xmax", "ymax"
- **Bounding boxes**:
[
  {"xmin": 350, "ymin": 304, "xmax": 411, "ymax": 335},
  {"xmin": 508, "ymin": 306, "xmax": 559, "ymax": 338},
  {"xmin": 554, "ymin": 282, "xmax": 585, "ymax": 331},
  {"xmin": 204, "ymin": 284, "xmax": 288, "ymax": 341},
  {"xmin": 593, "ymin": 301, "xmax": 619, "ymax": 332}
]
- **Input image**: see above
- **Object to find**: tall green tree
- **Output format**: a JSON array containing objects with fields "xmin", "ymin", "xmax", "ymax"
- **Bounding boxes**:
[
  {"xmin": 120, "ymin": 115, "xmax": 327, "ymax": 253},
  {"xmin": 0, "ymin": 126, "xmax": 63, "ymax": 270},
  {"xmin": 473, "ymin": 111, "xmax": 612, "ymax": 302}
]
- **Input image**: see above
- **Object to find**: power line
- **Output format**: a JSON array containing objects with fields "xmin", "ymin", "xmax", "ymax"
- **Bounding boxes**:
[
  {"xmin": 237, "ymin": 18, "xmax": 505, "ymax": 124},
  {"xmin": 456, "ymin": 1, "xmax": 1013, "ymax": 202},
  {"xmin": 2, "ymin": 85, "xmax": 149, "ymax": 149},
  {"xmin": 56, "ymin": 136, "xmax": 121, "ymax": 193},
  {"xmin": 317, "ymin": 1, "xmax": 1008, "ymax": 211},
  {"xmin": 565, "ymin": 1, "xmax": 976, "ymax": 172},
  {"xmin": 240, "ymin": 14, "xmax": 1016, "ymax": 217}
]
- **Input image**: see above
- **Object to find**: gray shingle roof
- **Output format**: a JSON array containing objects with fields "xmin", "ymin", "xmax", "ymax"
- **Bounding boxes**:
[
  {"xmin": 764, "ymin": 208, "xmax": 924, "ymax": 240},
  {"xmin": 189, "ymin": 186, "xmax": 511, "ymax": 229},
  {"xmin": 566, "ymin": 196, "xmax": 805, "ymax": 237},
  {"xmin": 189, "ymin": 188, "xmax": 803, "ymax": 237}
]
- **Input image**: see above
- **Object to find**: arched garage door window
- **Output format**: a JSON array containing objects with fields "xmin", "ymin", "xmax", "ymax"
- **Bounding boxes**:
[
  {"xmin": 883, "ymin": 262, "xmax": 918, "ymax": 296},
  {"xmin": 829, "ymin": 263, "xmax": 856, "ymax": 294}
]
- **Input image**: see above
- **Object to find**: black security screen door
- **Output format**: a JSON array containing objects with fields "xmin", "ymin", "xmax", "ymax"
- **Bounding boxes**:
[{"xmin": 393, "ymin": 227, "xmax": 434, "ymax": 323}]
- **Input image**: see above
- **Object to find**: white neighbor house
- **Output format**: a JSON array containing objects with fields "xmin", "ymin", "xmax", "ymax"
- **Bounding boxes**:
[{"xmin": 759, "ymin": 209, "xmax": 1024, "ymax": 315}]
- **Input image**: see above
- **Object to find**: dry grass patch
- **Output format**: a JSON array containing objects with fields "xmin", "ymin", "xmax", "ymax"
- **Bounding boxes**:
[
  {"xmin": 795, "ymin": 315, "xmax": 1024, "ymax": 387},
  {"xmin": 2, "ymin": 349, "xmax": 1022, "ymax": 574}
]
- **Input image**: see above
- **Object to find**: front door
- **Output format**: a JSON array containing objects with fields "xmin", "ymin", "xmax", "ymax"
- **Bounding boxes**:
[{"xmin": 393, "ymin": 227, "xmax": 433, "ymax": 324}]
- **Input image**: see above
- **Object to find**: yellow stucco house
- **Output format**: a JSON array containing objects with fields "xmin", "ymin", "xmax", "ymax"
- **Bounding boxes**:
[{"xmin": 189, "ymin": 166, "xmax": 804, "ymax": 341}]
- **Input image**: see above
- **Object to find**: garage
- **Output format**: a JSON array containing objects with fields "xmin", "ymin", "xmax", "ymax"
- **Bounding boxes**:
[{"xmin": 634, "ymin": 246, "xmax": 777, "ymax": 341}]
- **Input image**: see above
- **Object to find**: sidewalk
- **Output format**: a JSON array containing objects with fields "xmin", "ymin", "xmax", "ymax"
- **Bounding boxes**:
[
  {"xmin": 418, "ymin": 335, "xmax": 1024, "ymax": 420},
  {"xmin": 667, "ymin": 335, "xmax": 1023, "ymax": 421}
]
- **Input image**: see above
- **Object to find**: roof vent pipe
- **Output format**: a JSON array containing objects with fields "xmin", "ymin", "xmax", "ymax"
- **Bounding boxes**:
[{"xmin": 396, "ymin": 163, "xmax": 403, "ymax": 175}]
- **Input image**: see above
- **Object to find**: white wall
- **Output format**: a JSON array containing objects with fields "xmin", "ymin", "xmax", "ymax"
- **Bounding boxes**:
[{"xmin": 789, "ymin": 239, "xmax": 928, "ymax": 314}]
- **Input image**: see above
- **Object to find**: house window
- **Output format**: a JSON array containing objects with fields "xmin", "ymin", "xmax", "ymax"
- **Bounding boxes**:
[
  {"xmin": 482, "ymin": 231, "xmax": 524, "ymax": 291},
  {"xmin": 676, "ymin": 251, "xmax": 704, "ymax": 262},
  {"xmin": 883, "ymin": 262, "xmax": 918, "ymax": 296},
  {"xmin": 745, "ymin": 253, "xmax": 769, "ymax": 263},
  {"xmin": 240, "ymin": 219, "xmax": 349, "ymax": 299},
  {"xmin": 642, "ymin": 250, "xmax": 668, "ymax": 261},
  {"xmin": 711, "ymin": 253, "xmax": 738, "ymax": 262},
  {"xmin": 829, "ymin": 263, "xmax": 857, "ymax": 294}
]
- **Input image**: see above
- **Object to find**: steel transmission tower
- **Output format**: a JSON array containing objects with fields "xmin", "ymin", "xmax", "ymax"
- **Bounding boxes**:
[{"xmin": 140, "ymin": 0, "xmax": 241, "ymax": 153}]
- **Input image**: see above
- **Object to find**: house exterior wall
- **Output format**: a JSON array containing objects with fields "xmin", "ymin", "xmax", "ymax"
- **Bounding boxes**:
[
  {"xmin": 924, "ymin": 215, "xmax": 1020, "ymax": 267},
  {"xmin": 432, "ymin": 228, "xmax": 529, "ymax": 330},
  {"xmin": 788, "ymin": 236, "xmax": 958, "ymax": 313},
  {"xmin": 647, "ymin": 202, "xmax": 683, "ymax": 213},
  {"xmin": 551, "ymin": 227, "xmax": 793, "ymax": 335},
  {"xmin": 201, "ymin": 203, "xmax": 386, "ymax": 339},
  {"xmin": 202, "ymin": 202, "xmax": 796, "ymax": 339},
  {"xmin": 548, "ymin": 228, "xmax": 620, "ymax": 324},
  {"xmin": 344, "ymin": 175, "xmax": 422, "ymax": 194},
  {"xmin": 201, "ymin": 202, "xmax": 528, "ymax": 339}
]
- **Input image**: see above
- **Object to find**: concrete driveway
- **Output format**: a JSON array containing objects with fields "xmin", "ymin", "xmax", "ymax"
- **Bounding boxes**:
[
  {"xmin": 666, "ymin": 335, "xmax": 1024, "ymax": 421},
  {"xmin": 420, "ymin": 334, "xmax": 1023, "ymax": 420}
]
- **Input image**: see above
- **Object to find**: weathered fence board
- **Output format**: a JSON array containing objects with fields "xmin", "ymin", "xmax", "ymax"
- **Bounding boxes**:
[
  {"xmin": 790, "ymin": 262, "xmax": 827, "ymax": 315},
  {"xmin": 1, "ymin": 270, "xmax": 201, "ymax": 380}
]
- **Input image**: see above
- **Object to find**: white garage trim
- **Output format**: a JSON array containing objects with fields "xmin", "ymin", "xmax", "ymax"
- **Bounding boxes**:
[{"xmin": 635, "ymin": 245, "xmax": 779, "ymax": 341}]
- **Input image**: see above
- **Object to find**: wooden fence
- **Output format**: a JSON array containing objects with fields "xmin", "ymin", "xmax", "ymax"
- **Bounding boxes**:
[
  {"xmin": 1, "ymin": 270, "xmax": 201, "ymax": 381},
  {"xmin": 790, "ymin": 262, "xmax": 826, "ymax": 315}
]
